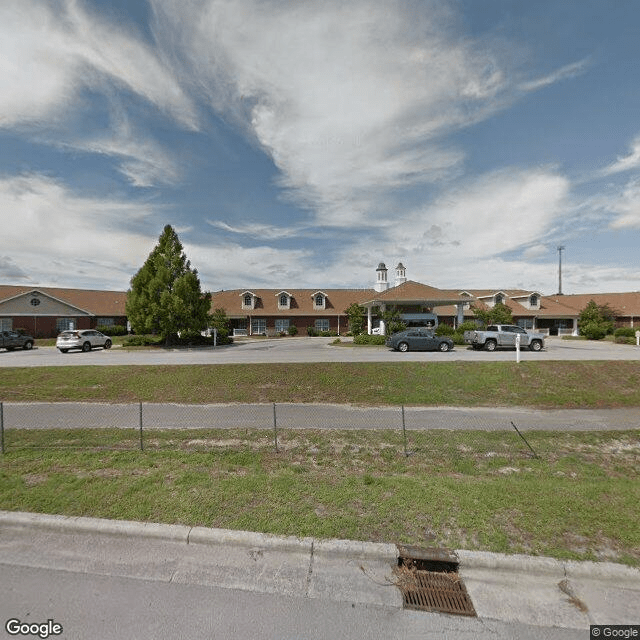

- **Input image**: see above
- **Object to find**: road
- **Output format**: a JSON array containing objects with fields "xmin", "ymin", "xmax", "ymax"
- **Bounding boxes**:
[{"xmin": 1, "ymin": 335, "xmax": 639, "ymax": 367}]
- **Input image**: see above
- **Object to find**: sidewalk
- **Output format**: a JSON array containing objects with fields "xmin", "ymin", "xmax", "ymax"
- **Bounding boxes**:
[{"xmin": 1, "ymin": 511, "xmax": 638, "ymax": 631}]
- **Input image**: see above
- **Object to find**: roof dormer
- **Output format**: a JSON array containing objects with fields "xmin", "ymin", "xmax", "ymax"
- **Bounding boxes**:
[
  {"xmin": 312, "ymin": 291, "xmax": 327, "ymax": 310},
  {"xmin": 240, "ymin": 291, "xmax": 258, "ymax": 310},
  {"xmin": 276, "ymin": 291, "xmax": 293, "ymax": 310}
]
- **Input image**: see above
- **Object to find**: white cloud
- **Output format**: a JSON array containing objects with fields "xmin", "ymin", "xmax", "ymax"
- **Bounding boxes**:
[
  {"xmin": 601, "ymin": 136, "xmax": 640, "ymax": 176},
  {"xmin": 150, "ymin": 0, "xmax": 514, "ymax": 225},
  {"xmin": 206, "ymin": 220, "xmax": 306, "ymax": 240},
  {"xmin": 0, "ymin": 174, "xmax": 158, "ymax": 287},
  {"xmin": 0, "ymin": 0, "xmax": 197, "ymax": 129},
  {"xmin": 608, "ymin": 179, "xmax": 640, "ymax": 229},
  {"xmin": 518, "ymin": 58, "xmax": 589, "ymax": 93}
]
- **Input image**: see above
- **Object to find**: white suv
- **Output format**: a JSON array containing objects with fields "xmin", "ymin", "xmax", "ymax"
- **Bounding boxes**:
[{"xmin": 56, "ymin": 330, "xmax": 112, "ymax": 353}]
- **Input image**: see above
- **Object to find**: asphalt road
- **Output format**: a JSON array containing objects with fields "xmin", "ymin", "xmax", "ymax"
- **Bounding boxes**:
[{"xmin": 1, "ymin": 335, "xmax": 639, "ymax": 367}]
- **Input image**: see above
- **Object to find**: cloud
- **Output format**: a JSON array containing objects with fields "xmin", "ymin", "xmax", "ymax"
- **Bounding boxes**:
[
  {"xmin": 608, "ymin": 178, "xmax": 640, "ymax": 229},
  {"xmin": 518, "ymin": 58, "xmax": 589, "ymax": 92},
  {"xmin": 150, "ymin": 0, "xmax": 515, "ymax": 225},
  {"xmin": 600, "ymin": 135, "xmax": 640, "ymax": 176},
  {"xmin": 0, "ymin": 256, "xmax": 29, "ymax": 280},
  {"xmin": 206, "ymin": 220, "xmax": 306, "ymax": 240},
  {"xmin": 0, "ymin": 173, "xmax": 159, "ymax": 287},
  {"xmin": 0, "ymin": 0, "xmax": 197, "ymax": 129}
]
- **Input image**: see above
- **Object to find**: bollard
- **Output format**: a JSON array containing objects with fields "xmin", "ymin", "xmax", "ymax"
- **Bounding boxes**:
[
  {"xmin": 139, "ymin": 402, "xmax": 144, "ymax": 451},
  {"xmin": 1, "ymin": 401, "xmax": 4, "ymax": 455},
  {"xmin": 515, "ymin": 332, "xmax": 521, "ymax": 363},
  {"xmin": 401, "ymin": 405, "xmax": 408, "ymax": 457},
  {"xmin": 272, "ymin": 403, "xmax": 279, "ymax": 452}
]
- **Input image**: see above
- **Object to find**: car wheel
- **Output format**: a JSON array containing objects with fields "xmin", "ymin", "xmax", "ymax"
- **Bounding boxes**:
[
  {"xmin": 82, "ymin": 342, "xmax": 92, "ymax": 352},
  {"xmin": 23, "ymin": 341, "xmax": 33, "ymax": 350},
  {"xmin": 398, "ymin": 342, "xmax": 409, "ymax": 352},
  {"xmin": 59, "ymin": 349, "xmax": 68, "ymax": 353},
  {"xmin": 104, "ymin": 339, "xmax": 112, "ymax": 349},
  {"xmin": 438, "ymin": 341, "xmax": 450, "ymax": 352},
  {"xmin": 484, "ymin": 339, "xmax": 497, "ymax": 352},
  {"xmin": 529, "ymin": 340, "xmax": 542, "ymax": 352}
]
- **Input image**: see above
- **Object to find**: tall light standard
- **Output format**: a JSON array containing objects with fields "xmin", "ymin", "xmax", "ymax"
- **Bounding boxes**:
[{"xmin": 557, "ymin": 245, "xmax": 565, "ymax": 295}]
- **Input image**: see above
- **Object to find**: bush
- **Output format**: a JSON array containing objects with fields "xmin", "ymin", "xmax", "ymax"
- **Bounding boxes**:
[
  {"xmin": 123, "ymin": 335, "xmax": 164, "ymax": 347},
  {"xmin": 353, "ymin": 334, "xmax": 386, "ymax": 345},
  {"xmin": 287, "ymin": 325, "xmax": 298, "ymax": 336},
  {"xmin": 614, "ymin": 327, "xmax": 636, "ymax": 338},
  {"xmin": 580, "ymin": 322, "xmax": 607, "ymax": 340},
  {"xmin": 306, "ymin": 327, "xmax": 319, "ymax": 336},
  {"xmin": 435, "ymin": 324, "xmax": 454, "ymax": 336},
  {"xmin": 97, "ymin": 324, "xmax": 127, "ymax": 336}
]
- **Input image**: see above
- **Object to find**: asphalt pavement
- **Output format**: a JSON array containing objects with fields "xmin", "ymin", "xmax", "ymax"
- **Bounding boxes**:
[{"xmin": 1, "ymin": 511, "xmax": 638, "ymax": 639}]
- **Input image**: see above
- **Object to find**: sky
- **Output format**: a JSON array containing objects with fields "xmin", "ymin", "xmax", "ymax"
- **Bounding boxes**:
[{"xmin": 1, "ymin": 0, "xmax": 639, "ymax": 295}]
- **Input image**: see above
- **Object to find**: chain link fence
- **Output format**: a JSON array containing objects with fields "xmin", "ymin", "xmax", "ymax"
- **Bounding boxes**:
[{"xmin": 2, "ymin": 401, "xmax": 637, "ymax": 460}]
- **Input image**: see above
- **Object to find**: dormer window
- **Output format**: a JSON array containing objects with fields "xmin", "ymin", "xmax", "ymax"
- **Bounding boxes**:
[
  {"xmin": 241, "ymin": 291, "xmax": 256, "ymax": 310},
  {"xmin": 312, "ymin": 291, "xmax": 327, "ymax": 310},
  {"xmin": 495, "ymin": 294, "xmax": 505, "ymax": 305},
  {"xmin": 277, "ymin": 291, "xmax": 292, "ymax": 309},
  {"xmin": 529, "ymin": 294, "xmax": 539, "ymax": 308}
]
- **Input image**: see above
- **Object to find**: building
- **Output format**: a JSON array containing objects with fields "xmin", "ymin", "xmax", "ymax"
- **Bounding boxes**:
[
  {"xmin": 0, "ymin": 286, "xmax": 127, "ymax": 337},
  {"xmin": 2, "ymin": 264, "xmax": 639, "ymax": 338}
]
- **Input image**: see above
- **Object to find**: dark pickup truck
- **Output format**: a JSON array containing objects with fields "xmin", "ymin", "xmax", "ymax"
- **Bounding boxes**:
[{"xmin": 0, "ymin": 330, "xmax": 35, "ymax": 351}]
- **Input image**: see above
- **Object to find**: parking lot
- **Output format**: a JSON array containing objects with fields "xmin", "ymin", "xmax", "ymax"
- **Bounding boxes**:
[{"xmin": 0, "ymin": 335, "xmax": 638, "ymax": 367}]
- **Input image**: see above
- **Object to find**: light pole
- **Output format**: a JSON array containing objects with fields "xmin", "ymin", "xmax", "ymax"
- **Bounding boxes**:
[{"xmin": 557, "ymin": 245, "xmax": 565, "ymax": 295}]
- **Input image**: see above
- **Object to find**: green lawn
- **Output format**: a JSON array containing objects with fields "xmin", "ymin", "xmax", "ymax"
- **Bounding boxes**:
[
  {"xmin": 2, "ymin": 361, "xmax": 640, "ymax": 406},
  {"xmin": 1, "ymin": 361, "xmax": 639, "ymax": 565}
]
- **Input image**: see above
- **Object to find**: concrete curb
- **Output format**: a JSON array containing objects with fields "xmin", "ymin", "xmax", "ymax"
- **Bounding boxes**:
[
  {"xmin": 2, "ymin": 511, "xmax": 638, "ymax": 583},
  {"xmin": 456, "ymin": 549, "xmax": 640, "ymax": 582}
]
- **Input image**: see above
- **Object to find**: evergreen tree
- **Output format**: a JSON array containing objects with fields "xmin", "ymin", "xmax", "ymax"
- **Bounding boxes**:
[
  {"xmin": 344, "ymin": 302, "xmax": 365, "ymax": 335},
  {"xmin": 126, "ymin": 225, "xmax": 212, "ymax": 346},
  {"xmin": 471, "ymin": 302, "xmax": 513, "ymax": 326}
]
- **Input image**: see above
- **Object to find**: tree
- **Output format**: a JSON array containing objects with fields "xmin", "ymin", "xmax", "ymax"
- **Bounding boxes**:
[
  {"xmin": 578, "ymin": 299, "xmax": 616, "ymax": 339},
  {"xmin": 471, "ymin": 302, "xmax": 513, "ymax": 327},
  {"xmin": 344, "ymin": 302, "xmax": 365, "ymax": 335},
  {"xmin": 126, "ymin": 225, "xmax": 212, "ymax": 346},
  {"xmin": 381, "ymin": 306, "xmax": 406, "ymax": 335},
  {"xmin": 209, "ymin": 308, "xmax": 230, "ymax": 340}
]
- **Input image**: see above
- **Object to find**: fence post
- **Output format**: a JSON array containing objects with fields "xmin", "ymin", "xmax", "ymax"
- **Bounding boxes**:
[
  {"xmin": 510, "ymin": 421, "xmax": 538, "ymax": 459},
  {"xmin": 401, "ymin": 405, "xmax": 408, "ymax": 457},
  {"xmin": 1, "ymin": 402, "xmax": 4, "ymax": 455},
  {"xmin": 139, "ymin": 402, "xmax": 144, "ymax": 451},
  {"xmin": 273, "ymin": 403, "xmax": 278, "ymax": 452}
]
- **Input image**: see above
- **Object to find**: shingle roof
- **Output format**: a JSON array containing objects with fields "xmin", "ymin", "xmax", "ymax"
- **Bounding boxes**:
[
  {"xmin": 361, "ymin": 280, "xmax": 467, "ymax": 305},
  {"xmin": 210, "ymin": 288, "xmax": 375, "ymax": 317},
  {"xmin": 0, "ymin": 285, "xmax": 127, "ymax": 316}
]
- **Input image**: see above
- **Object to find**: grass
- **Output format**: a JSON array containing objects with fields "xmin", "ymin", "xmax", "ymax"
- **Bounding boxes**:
[
  {"xmin": 2, "ymin": 361, "xmax": 640, "ymax": 407},
  {"xmin": 1, "ymin": 360, "xmax": 639, "ymax": 564},
  {"xmin": 1, "ymin": 427, "xmax": 638, "ymax": 565}
]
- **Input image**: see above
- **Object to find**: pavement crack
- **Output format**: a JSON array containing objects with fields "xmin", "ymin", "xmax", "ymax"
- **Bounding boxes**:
[{"xmin": 304, "ymin": 540, "xmax": 315, "ymax": 598}]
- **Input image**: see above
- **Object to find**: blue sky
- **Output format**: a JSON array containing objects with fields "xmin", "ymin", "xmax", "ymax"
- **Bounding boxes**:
[{"xmin": 1, "ymin": 0, "xmax": 639, "ymax": 295}]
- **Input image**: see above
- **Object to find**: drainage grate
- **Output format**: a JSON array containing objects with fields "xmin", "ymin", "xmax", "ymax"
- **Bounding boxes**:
[{"xmin": 396, "ymin": 546, "xmax": 476, "ymax": 617}]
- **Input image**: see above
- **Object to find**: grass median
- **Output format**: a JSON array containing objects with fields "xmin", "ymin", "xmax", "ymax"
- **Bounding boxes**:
[
  {"xmin": 1, "ymin": 360, "xmax": 639, "ymax": 565},
  {"xmin": 1, "ymin": 427, "xmax": 638, "ymax": 565},
  {"xmin": 2, "ymin": 360, "xmax": 640, "ymax": 406}
]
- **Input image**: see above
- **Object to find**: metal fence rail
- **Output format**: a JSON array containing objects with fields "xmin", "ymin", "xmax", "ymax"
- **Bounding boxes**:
[{"xmin": 1, "ymin": 400, "xmax": 638, "ymax": 455}]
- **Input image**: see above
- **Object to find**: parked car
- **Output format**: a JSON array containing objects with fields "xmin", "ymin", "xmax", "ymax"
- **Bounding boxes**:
[
  {"xmin": 0, "ymin": 330, "xmax": 34, "ymax": 351},
  {"xmin": 386, "ymin": 328, "xmax": 454, "ymax": 352},
  {"xmin": 56, "ymin": 330, "xmax": 112, "ymax": 353}
]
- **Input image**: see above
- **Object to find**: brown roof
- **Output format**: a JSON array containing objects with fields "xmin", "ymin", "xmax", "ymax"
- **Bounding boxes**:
[
  {"xmin": 538, "ymin": 292, "xmax": 640, "ymax": 318},
  {"xmin": 0, "ymin": 285, "xmax": 128, "ymax": 316},
  {"xmin": 210, "ymin": 288, "xmax": 375, "ymax": 318},
  {"xmin": 362, "ymin": 280, "xmax": 467, "ymax": 305}
]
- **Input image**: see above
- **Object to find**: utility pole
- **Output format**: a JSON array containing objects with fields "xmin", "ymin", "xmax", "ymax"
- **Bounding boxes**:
[{"xmin": 557, "ymin": 245, "xmax": 565, "ymax": 295}]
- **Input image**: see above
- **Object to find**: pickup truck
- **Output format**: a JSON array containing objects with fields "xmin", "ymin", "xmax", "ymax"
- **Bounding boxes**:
[
  {"xmin": 463, "ymin": 324, "xmax": 545, "ymax": 352},
  {"xmin": 0, "ymin": 330, "xmax": 35, "ymax": 351}
]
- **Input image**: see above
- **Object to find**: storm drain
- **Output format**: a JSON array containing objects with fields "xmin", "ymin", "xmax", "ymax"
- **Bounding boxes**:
[{"xmin": 395, "ymin": 545, "xmax": 476, "ymax": 617}]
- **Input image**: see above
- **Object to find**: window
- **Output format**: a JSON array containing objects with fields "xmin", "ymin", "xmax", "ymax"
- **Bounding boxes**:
[
  {"xmin": 97, "ymin": 317, "xmax": 115, "ymax": 326},
  {"xmin": 251, "ymin": 319, "xmax": 266, "ymax": 334},
  {"xmin": 517, "ymin": 318, "xmax": 534, "ymax": 330},
  {"xmin": 315, "ymin": 319, "xmax": 330, "ymax": 332},
  {"xmin": 0, "ymin": 318, "xmax": 12, "ymax": 331},
  {"xmin": 313, "ymin": 292, "xmax": 326, "ymax": 309},
  {"xmin": 495, "ymin": 294, "xmax": 504, "ymax": 305},
  {"xmin": 275, "ymin": 319, "xmax": 289, "ymax": 333},
  {"xmin": 30, "ymin": 298, "xmax": 41, "ymax": 306},
  {"xmin": 56, "ymin": 318, "xmax": 75, "ymax": 333},
  {"xmin": 529, "ymin": 294, "xmax": 539, "ymax": 308},
  {"xmin": 280, "ymin": 294, "xmax": 288, "ymax": 306},
  {"xmin": 243, "ymin": 294, "xmax": 253, "ymax": 308}
]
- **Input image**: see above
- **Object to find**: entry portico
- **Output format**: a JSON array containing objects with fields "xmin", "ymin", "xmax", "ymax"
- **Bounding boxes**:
[{"xmin": 360, "ymin": 280, "xmax": 469, "ymax": 335}]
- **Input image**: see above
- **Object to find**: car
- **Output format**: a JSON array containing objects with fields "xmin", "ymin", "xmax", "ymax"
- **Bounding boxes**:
[
  {"xmin": 1, "ymin": 330, "xmax": 34, "ymax": 351},
  {"xmin": 56, "ymin": 329, "xmax": 112, "ymax": 353},
  {"xmin": 386, "ymin": 328, "xmax": 454, "ymax": 352}
]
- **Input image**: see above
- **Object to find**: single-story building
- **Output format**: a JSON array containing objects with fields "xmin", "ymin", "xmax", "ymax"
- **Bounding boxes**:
[
  {"xmin": 0, "ymin": 286, "xmax": 127, "ymax": 338},
  {"xmin": 2, "ymin": 263, "xmax": 638, "ymax": 338}
]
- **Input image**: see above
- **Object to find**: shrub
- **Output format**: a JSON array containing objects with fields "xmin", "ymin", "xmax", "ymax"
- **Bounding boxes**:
[
  {"xmin": 435, "ymin": 323, "xmax": 454, "ymax": 336},
  {"xmin": 123, "ymin": 335, "xmax": 164, "ymax": 347},
  {"xmin": 580, "ymin": 322, "xmax": 607, "ymax": 340},
  {"xmin": 306, "ymin": 326, "xmax": 319, "ymax": 336},
  {"xmin": 287, "ymin": 325, "xmax": 298, "ymax": 336},
  {"xmin": 353, "ymin": 334, "xmax": 386, "ymax": 345},
  {"xmin": 97, "ymin": 324, "xmax": 127, "ymax": 336},
  {"xmin": 614, "ymin": 327, "xmax": 636, "ymax": 338}
]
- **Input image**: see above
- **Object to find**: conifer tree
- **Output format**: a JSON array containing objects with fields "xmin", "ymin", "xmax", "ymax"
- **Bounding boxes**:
[{"xmin": 126, "ymin": 225, "xmax": 211, "ymax": 346}]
